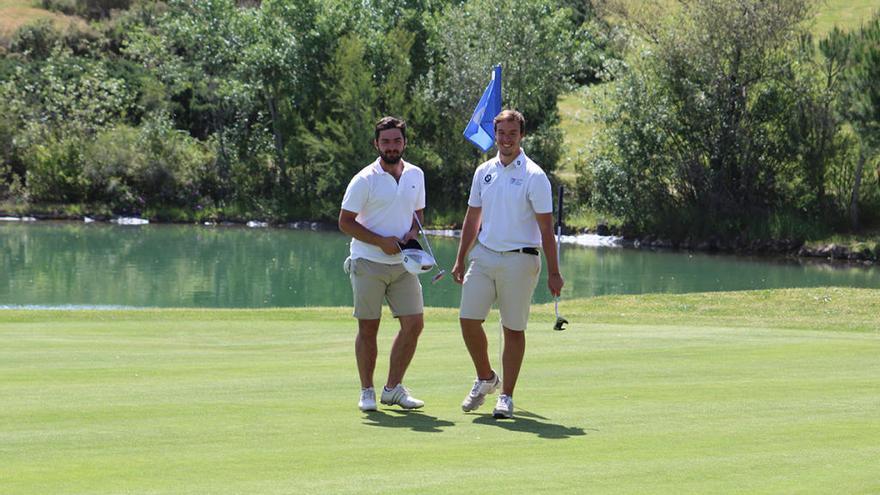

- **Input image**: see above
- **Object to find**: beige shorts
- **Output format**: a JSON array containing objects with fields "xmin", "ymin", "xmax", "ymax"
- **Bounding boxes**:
[
  {"xmin": 347, "ymin": 257, "xmax": 423, "ymax": 320},
  {"xmin": 459, "ymin": 243, "xmax": 541, "ymax": 331}
]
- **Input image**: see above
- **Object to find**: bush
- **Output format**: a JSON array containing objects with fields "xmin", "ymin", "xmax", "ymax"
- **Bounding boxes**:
[
  {"xmin": 84, "ymin": 116, "xmax": 218, "ymax": 212},
  {"xmin": 23, "ymin": 134, "xmax": 89, "ymax": 202},
  {"xmin": 10, "ymin": 19, "xmax": 62, "ymax": 59},
  {"xmin": 84, "ymin": 0, "xmax": 132, "ymax": 18},
  {"xmin": 10, "ymin": 18, "xmax": 100, "ymax": 59},
  {"xmin": 41, "ymin": 0, "xmax": 78, "ymax": 16}
]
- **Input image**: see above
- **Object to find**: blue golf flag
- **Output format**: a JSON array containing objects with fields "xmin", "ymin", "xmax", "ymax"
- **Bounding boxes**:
[{"xmin": 463, "ymin": 65, "xmax": 502, "ymax": 152}]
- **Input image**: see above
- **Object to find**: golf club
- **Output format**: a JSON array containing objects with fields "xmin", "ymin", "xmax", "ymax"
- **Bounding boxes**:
[
  {"xmin": 554, "ymin": 185, "xmax": 569, "ymax": 331},
  {"xmin": 412, "ymin": 213, "xmax": 446, "ymax": 283}
]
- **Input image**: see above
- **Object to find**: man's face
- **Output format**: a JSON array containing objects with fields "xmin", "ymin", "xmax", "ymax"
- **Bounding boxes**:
[
  {"xmin": 495, "ymin": 119, "xmax": 522, "ymax": 159},
  {"xmin": 374, "ymin": 128, "xmax": 406, "ymax": 165}
]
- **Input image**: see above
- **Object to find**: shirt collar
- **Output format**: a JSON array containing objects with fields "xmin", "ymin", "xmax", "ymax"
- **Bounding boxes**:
[
  {"xmin": 495, "ymin": 150, "xmax": 526, "ymax": 170},
  {"xmin": 373, "ymin": 159, "xmax": 407, "ymax": 175}
]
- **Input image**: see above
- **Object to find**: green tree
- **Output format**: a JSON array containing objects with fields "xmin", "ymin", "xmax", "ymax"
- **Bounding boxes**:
[
  {"xmin": 416, "ymin": 0, "xmax": 584, "ymax": 214},
  {"xmin": 827, "ymin": 14, "xmax": 880, "ymax": 229},
  {"xmin": 589, "ymin": 0, "xmax": 817, "ymax": 239},
  {"xmin": 299, "ymin": 34, "xmax": 380, "ymax": 218}
]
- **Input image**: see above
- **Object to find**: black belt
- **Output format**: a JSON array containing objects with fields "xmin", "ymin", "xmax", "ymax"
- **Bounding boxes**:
[{"xmin": 507, "ymin": 247, "xmax": 539, "ymax": 255}]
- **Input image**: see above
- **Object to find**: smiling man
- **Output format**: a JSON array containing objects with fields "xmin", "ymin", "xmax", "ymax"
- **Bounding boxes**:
[
  {"xmin": 338, "ymin": 116, "xmax": 427, "ymax": 412},
  {"xmin": 451, "ymin": 109, "xmax": 564, "ymax": 419}
]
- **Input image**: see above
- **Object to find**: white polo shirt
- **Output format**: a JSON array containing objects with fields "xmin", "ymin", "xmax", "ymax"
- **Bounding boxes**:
[
  {"xmin": 341, "ymin": 159, "xmax": 426, "ymax": 264},
  {"xmin": 467, "ymin": 150, "xmax": 552, "ymax": 252}
]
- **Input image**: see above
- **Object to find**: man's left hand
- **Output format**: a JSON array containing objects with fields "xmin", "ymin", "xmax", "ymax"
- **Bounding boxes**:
[{"xmin": 401, "ymin": 229, "xmax": 419, "ymax": 243}]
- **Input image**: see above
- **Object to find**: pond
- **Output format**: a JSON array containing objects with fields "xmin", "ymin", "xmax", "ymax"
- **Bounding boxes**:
[{"xmin": 1, "ymin": 221, "xmax": 878, "ymax": 309}]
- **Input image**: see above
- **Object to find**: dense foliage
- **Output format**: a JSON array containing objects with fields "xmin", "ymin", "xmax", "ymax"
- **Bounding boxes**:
[
  {"xmin": 1, "ymin": 0, "xmax": 877, "ymax": 241},
  {"xmin": 1, "ymin": 0, "xmax": 601, "ymax": 222},
  {"xmin": 584, "ymin": 0, "xmax": 880, "ymax": 240}
]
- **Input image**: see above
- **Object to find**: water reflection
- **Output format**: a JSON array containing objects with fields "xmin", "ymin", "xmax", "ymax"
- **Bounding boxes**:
[{"xmin": 1, "ymin": 222, "xmax": 878, "ymax": 308}]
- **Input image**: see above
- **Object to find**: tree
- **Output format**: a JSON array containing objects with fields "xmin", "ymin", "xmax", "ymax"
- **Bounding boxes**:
[
  {"xmin": 298, "ymin": 33, "xmax": 381, "ymax": 218},
  {"xmin": 416, "ymin": 0, "xmax": 584, "ymax": 213},
  {"xmin": 827, "ymin": 14, "xmax": 880, "ymax": 230},
  {"xmin": 589, "ymin": 0, "xmax": 817, "ymax": 239}
]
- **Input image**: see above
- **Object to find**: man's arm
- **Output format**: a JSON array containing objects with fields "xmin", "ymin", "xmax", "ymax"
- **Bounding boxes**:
[
  {"xmin": 451, "ymin": 206, "xmax": 482, "ymax": 284},
  {"xmin": 536, "ymin": 212, "xmax": 564, "ymax": 297},
  {"xmin": 338, "ymin": 209, "xmax": 401, "ymax": 255}
]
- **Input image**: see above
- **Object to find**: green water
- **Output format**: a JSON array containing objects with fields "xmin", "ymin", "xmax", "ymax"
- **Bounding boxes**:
[{"xmin": 1, "ymin": 222, "xmax": 878, "ymax": 308}]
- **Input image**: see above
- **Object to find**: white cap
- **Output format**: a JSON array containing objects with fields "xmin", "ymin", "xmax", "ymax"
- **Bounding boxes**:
[{"xmin": 401, "ymin": 249, "xmax": 435, "ymax": 274}]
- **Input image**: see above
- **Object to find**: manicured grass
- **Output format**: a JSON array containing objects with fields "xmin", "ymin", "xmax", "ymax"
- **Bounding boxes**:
[{"xmin": 2, "ymin": 288, "xmax": 878, "ymax": 494}]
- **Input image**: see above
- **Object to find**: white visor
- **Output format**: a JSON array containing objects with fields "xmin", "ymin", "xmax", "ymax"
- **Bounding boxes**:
[{"xmin": 401, "ymin": 249, "xmax": 435, "ymax": 274}]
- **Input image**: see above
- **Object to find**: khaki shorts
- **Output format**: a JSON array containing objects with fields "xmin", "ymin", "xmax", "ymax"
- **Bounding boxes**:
[
  {"xmin": 459, "ymin": 243, "xmax": 541, "ymax": 331},
  {"xmin": 347, "ymin": 257, "xmax": 423, "ymax": 320}
]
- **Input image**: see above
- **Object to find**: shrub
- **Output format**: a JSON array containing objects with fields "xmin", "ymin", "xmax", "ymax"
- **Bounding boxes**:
[
  {"xmin": 23, "ymin": 134, "xmax": 89, "ymax": 202},
  {"xmin": 84, "ymin": 115, "xmax": 218, "ymax": 212}
]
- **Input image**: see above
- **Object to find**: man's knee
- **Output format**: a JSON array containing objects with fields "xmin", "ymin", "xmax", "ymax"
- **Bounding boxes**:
[
  {"xmin": 358, "ymin": 319, "xmax": 381, "ymax": 338},
  {"xmin": 399, "ymin": 314, "xmax": 424, "ymax": 336},
  {"xmin": 460, "ymin": 318, "xmax": 484, "ymax": 333}
]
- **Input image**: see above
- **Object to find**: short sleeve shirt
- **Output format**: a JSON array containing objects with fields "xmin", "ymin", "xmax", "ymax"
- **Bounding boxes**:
[
  {"xmin": 342, "ymin": 159, "xmax": 426, "ymax": 264},
  {"xmin": 467, "ymin": 150, "xmax": 552, "ymax": 252}
]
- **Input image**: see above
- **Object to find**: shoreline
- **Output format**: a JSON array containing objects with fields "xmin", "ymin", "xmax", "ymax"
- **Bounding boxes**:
[{"xmin": 3, "ymin": 212, "xmax": 877, "ymax": 267}]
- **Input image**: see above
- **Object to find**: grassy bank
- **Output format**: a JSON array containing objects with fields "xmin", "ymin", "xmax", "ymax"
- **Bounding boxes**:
[
  {"xmin": 2, "ymin": 288, "xmax": 878, "ymax": 494},
  {"xmin": 0, "ymin": 0, "xmax": 82, "ymax": 42}
]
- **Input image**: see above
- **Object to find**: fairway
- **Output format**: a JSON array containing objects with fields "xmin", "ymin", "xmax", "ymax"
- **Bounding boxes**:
[{"xmin": 2, "ymin": 288, "xmax": 879, "ymax": 494}]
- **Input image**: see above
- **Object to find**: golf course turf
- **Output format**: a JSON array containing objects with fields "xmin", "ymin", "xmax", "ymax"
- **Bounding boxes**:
[{"xmin": 2, "ymin": 288, "xmax": 878, "ymax": 493}]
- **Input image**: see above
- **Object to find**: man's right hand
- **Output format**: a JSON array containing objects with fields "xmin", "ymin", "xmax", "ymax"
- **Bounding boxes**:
[{"xmin": 379, "ymin": 236, "xmax": 402, "ymax": 255}]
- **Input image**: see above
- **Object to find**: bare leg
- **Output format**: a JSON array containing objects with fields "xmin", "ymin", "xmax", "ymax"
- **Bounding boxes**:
[
  {"xmin": 460, "ymin": 318, "xmax": 493, "ymax": 380},
  {"xmin": 355, "ymin": 319, "xmax": 380, "ymax": 389},
  {"xmin": 501, "ymin": 327, "xmax": 525, "ymax": 396},
  {"xmin": 385, "ymin": 313, "xmax": 424, "ymax": 388}
]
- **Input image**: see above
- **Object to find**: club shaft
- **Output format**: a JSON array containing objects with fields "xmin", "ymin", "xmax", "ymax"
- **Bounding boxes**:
[{"xmin": 411, "ymin": 213, "xmax": 437, "ymax": 260}]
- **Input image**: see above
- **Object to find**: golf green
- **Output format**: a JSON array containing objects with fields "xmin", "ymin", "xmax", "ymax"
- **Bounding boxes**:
[{"xmin": 2, "ymin": 288, "xmax": 878, "ymax": 494}]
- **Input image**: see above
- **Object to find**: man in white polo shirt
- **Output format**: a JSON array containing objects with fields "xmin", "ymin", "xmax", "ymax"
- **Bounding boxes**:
[
  {"xmin": 339, "ymin": 116, "xmax": 427, "ymax": 412},
  {"xmin": 451, "ymin": 109, "xmax": 564, "ymax": 419}
]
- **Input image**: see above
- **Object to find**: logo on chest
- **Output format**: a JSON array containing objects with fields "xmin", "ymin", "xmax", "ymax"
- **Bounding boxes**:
[{"xmin": 484, "ymin": 174, "xmax": 493, "ymax": 184}]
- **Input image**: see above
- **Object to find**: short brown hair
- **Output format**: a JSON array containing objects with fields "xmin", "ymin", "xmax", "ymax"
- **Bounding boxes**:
[
  {"xmin": 375, "ymin": 116, "xmax": 407, "ymax": 141},
  {"xmin": 493, "ymin": 109, "xmax": 525, "ymax": 134}
]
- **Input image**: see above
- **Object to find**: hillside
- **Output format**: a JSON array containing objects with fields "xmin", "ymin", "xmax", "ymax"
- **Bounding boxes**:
[{"xmin": 0, "ymin": 0, "xmax": 82, "ymax": 42}]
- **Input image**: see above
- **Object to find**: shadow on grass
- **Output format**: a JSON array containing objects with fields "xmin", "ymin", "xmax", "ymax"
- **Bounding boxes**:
[
  {"xmin": 363, "ymin": 409, "xmax": 455, "ymax": 433},
  {"xmin": 471, "ymin": 409, "xmax": 591, "ymax": 439}
]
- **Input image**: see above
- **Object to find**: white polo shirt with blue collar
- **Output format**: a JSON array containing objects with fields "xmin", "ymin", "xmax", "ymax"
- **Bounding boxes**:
[
  {"xmin": 467, "ymin": 150, "xmax": 553, "ymax": 252},
  {"xmin": 342, "ymin": 159, "xmax": 425, "ymax": 264}
]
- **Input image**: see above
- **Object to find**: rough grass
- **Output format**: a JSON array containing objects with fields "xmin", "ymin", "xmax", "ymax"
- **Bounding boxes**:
[
  {"xmin": 0, "ymin": 0, "xmax": 83, "ymax": 43},
  {"xmin": 813, "ymin": 0, "xmax": 879, "ymax": 35},
  {"xmin": 2, "ymin": 288, "xmax": 878, "ymax": 494}
]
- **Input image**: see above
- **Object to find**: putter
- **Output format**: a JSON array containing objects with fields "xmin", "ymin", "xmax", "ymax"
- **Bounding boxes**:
[
  {"xmin": 554, "ymin": 297, "xmax": 568, "ymax": 331},
  {"xmin": 412, "ymin": 213, "xmax": 446, "ymax": 283},
  {"xmin": 553, "ymin": 185, "xmax": 568, "ymax": 331}
]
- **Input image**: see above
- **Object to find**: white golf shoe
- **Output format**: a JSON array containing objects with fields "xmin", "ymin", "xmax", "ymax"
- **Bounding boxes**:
[
  {"xmin": 358, "ymin": 387, "xmax": 377, "ymax": 411},
  {"xmin": 461, "ymin": 371, "xmax": 501, "ymax": 412},
  {"xmin": 380, "ymin": 384, "xmax": 424, "ymax": 409},
  {"xmin": 493, "ymin": 394, "xmax": 514, "ymax": 419}
]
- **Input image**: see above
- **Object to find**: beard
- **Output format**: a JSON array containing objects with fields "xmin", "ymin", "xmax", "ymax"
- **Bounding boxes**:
[{"xmin": 379, "ymin": 150, "xmax": 402, "ymax": 165}]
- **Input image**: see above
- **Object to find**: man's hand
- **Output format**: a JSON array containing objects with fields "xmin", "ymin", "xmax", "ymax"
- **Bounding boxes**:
[
  {"xmin": 401, "ymin": 229, "xmax": 419, "ymax": 244},
  {"xmin": 451, "ymin": 259, "xmax": 466, "ymax": 284},
  {"xmin": 379, "ymin": 236, "xmax": 402, "ymax": 255},
  {"xmin": 548, "ymin": 272, "xmax": 564, "ymax": 297}
]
